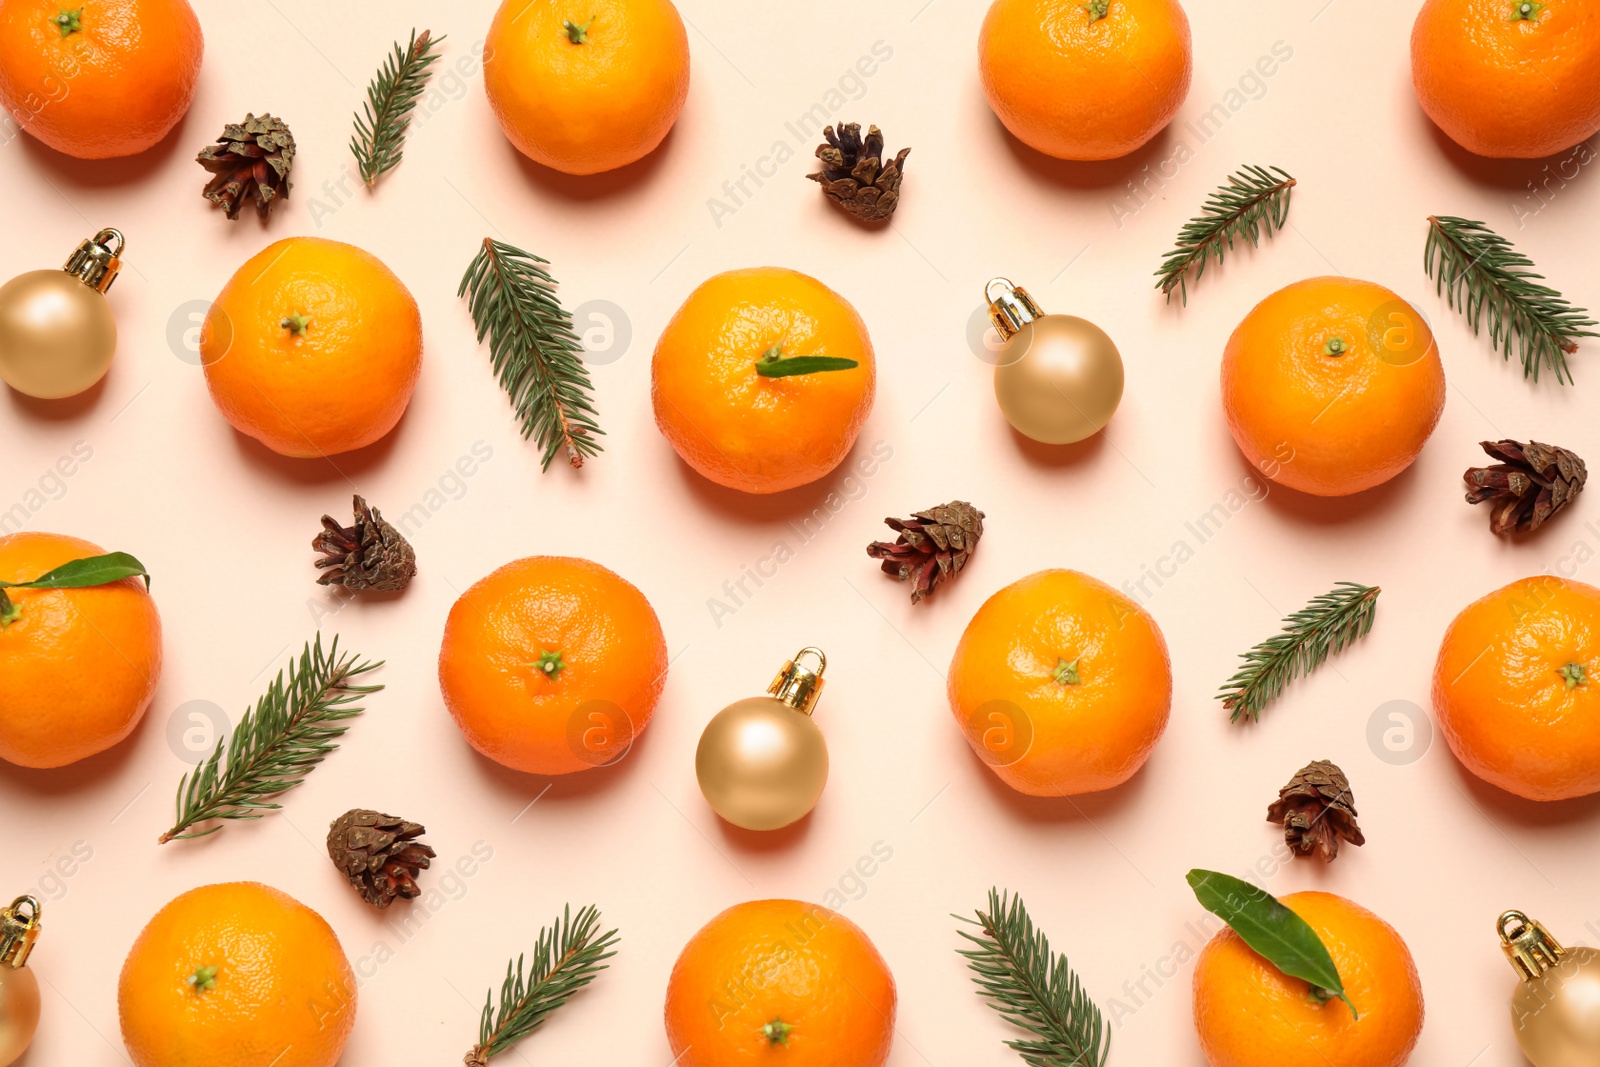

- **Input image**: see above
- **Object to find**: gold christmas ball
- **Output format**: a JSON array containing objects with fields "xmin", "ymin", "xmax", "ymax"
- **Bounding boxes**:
[
  {"xmin": 0, "ymin": 958, "xmax": 39, "ymax": 1067},
  {"xmin": 696, "ymin": 696, "xmax": 829, "ymax": 831},
  {"xmin": 1501, "ymin": 910, "xmax": 1600, "ymax": 1067},
  {"xmin": 983, "ymin": 280, "xmax": 1122, "ymax": 446},
  {"xmin": 0, "ymin": 959, "xmax": 37, "ymax": 1067},
  {"xmin": 0, "ymin": 269, "xmax": 117, "ymax": 400},
  {"xmin": 994, "ymin": 314, "xmax": 1124, "ymax": 444},
  {"xmin": 1512, "ymin": 945, "xmax": 1600, "ymax": 1067}
]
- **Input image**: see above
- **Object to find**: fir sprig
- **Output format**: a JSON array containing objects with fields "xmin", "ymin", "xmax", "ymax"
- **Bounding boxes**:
[
  {"xmin": 955, "ymin": 889, "xmax": 1110, "ymax": 1067},
  {"xmin": 1424, "ymin": 215, "xmax": 1596, "ymax": 384},
  {"xmin": 459, "ymin": 238, "xmax": 603, "ymax": 470},
  {"xmin": 465, "ymin": 905, "xmax": 619, "ymax": 1066},
  {"xmin": 159, "ymin": 635, "xmax": 382, "ymax": 843},
  {"xmin": 350, "ymin": 29, "xmax": 445, "ymax": 186},
  {"xmin": 1155, "ymin": 165, "xmax": 1295, "ymax": 304},
  {"xmin": 1218, "ymin": 582, "xmax": 1379, "ymax": 723}
]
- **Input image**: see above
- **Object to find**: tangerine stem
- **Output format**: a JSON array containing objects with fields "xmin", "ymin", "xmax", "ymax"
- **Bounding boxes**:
[
  {"xmin": 535, "ymin": 649, "xmax": 567, "ymax": 679},
  {"xmin": 563, "ymin": 18, "xmax": 592, "ymax": 43}
]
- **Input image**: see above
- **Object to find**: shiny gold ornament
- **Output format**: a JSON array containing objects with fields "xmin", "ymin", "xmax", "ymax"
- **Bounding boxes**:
[
  {"xmin": 0, "ymin": 229, "xmax": 124, "ymax": 399},
  {"xmin": 1499, "ymin": 909, "xmax": 1600, "ymax": 1067},
  {"xmin": 985, "ymin": 278, "xmax": 1124, "ymax": 445},
  {"xmin": 695, "ymin": 648, "xmax": 830, "ymax": 831},
  {"xmin": 0, "ymin": 897, "xmax": 42, "ymax": 1067}
]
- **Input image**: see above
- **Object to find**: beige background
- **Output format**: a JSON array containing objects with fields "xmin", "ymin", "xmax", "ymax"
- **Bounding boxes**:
[{"xmin": 3, "ymin": 0, "xmax": 1599, "ymax": 1063}]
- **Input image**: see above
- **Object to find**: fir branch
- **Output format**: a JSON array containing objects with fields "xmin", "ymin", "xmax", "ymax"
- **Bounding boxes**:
[
  {"xmin": 350, "ymin": 29, "xmax": 445, "ymax": 186},
  {"xmin": 1155, "ymin": 165, "xmax": 1295, "ymax": 304},
  {"xmin": 955, "ymin": 889, "xmax": 1110, "ymax": 1067},
  {"xmin": 1217, "ymin": 582, "xmax": 1379, "ymax": 723},
  {"xmin": 465, "ymin": 904, "xmax": 619, "ymax": 1066},
  {"xmin": 1424, "ymin": 214, "xmax": 1596, "ymax": 385},
  {"xmin": 459, "ymin": 238, "xmax": 604, "ymax": 470},
  {"xmin": 159, "ymin": 635, "xmax": 382, "ymax": 843}
]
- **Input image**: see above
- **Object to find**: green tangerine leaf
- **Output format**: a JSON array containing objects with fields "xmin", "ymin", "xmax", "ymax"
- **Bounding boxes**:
[
  {"xmin": 754, "ymin": 355, "xmax": 861, "ymax": 378},
  {"xmin": 0, "ymin": 552, "xmax": 150, "ymax": 593},
  {"xmin": 1185, "ymin": 869, "xmax": 1357, "ymax": 1019}
]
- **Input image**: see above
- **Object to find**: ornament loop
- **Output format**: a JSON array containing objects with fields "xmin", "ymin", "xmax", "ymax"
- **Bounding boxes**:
[
  {"xmin": 1500, "ymin": 910, "xmax": 1566, "ymax": 981},
  {"xmin": 768, "ymin": 647, "xmax": 828, "ymax": 716},
  {"xmin": 984, "ymin": 277, "xmax": 1044, "ymax": 341},
  {"xmin": 0, "ymin": 895, "xmax": 41, "ymax": 969},
  {"xmin": 93, "ymin": 228, "xmax": 125, "ymax": 257}
]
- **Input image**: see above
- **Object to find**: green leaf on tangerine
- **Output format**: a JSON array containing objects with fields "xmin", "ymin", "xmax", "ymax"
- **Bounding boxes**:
[
  {"xmin": 755, "ymin": 354, "xmax": 861, "ymax": 378},
  {"xmin": 0, "ymin": 552, "xmax": 151, "ymax": 593},
  {"xmin": 1185, "ymin": 868, "xmax": 1357, "ymax": 1019}
]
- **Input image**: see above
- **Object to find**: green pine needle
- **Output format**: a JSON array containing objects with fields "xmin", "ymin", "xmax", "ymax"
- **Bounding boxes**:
[
  {"xmin": 159, "ymin": 635, "xmax": 382, "ymax": 843},
  {"xmin": 955, "ymin": 889, "xmax": 1110, "ymax": 1067},
  {"xmin": 350, "ymin": 29, "xmax": 445, "ymax": 187},
  {"xmin": 1218, "ymin": 582, "xmax": 1379, "ymax": 723},
  {"xmin": 459, "ymin": 238, "xmax": 604, "ymax": 471},
  {"xmin": 1424, "ymin": 214, "xmax": 1596, "ymax": 385},
  {"xmin": 467, "ymin": 905, "xmax": 619, "ymax": 1065},
  {"xmin": 1155, "ymin": 165, "xmax": 1295, "ymax": 305}
]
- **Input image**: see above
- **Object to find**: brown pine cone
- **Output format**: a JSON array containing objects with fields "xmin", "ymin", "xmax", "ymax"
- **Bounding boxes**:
[
  {"xmin": 1266, "ymin": 760, "xmax": 1364, "ymax": 862},
  {"xmin": 197, "ymin": 113, "xmax": 296, "ymax": 221},
  {"xmin": 313, "ymin": 495, "xmax": 416, "ymax": 592},
  {"xmin": 867, "ymin": 500, "xmax": 983, "ymax": 603},
  {"xmin": 327, "ymin": 809, "xmax": 436, "ymax": 908},
  {"xmin": 807, "ymin": 123, "xmax": 910, "ymax": 222},
  {"xmin": 1465, "ymin": 439, "xmax": 1586, "ymax": 535}
]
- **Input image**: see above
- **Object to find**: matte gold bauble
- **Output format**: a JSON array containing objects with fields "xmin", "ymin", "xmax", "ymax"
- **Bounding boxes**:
[
  {"xmin": 985, "ymin": 278, "xmax": 1123, "ymax": 445},
  {"xmin": 695, "ymin": 648, "xmax": 830, "ymax": 831},
  {"xmin": 0, "ymin": 228, "xmax": 124, "ymax": 399},
  {"xmin": 0, "ymin": 897, "xmax": 41, "ymax": 1067},
  {"xmin": 1500, "ymin": 910, "xmax": 1600, "ymax": 1067}
]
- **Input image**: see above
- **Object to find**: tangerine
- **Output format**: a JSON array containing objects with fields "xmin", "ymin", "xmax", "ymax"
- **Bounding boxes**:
[
  {"xmin": 0, "ymin": 531, "xmax": 160, "ymax": 768},
  {"xmin": 118, "ymin": 882, "xmax": 356, "ymax": 1067},
  {"xmin": 1222, "ymin": 277, "xmax": 1445, "ymax": 497},
  {"xmin": 979, "ymin": 0, "xmax": 1192, "ymax": 160},
  {"xmin": 948, "ymin": 568, "xmax": 1171, "ymax": 796},
  {"xmin": 1434, "ymin": 575, "xmax": 1600, "ymax": 801},
  {"xmin": 664, "ymin": 898, "xmax": 896, "ymax": 1067},
  {"xmin": 0, "ymin": 0, "xmax": 202, "ymax": 158},
  {"xmin": 1412, "ymin": 0, "xmax": 1600, "ymax": 159},
  {"xmin": 439, "ymin": 555, "xmax": 667, "ymax": 775},
  {"xmin": 200, "ymin": 237, "xmax": 422, "ymax": 459},
  {"xmin": 484, "ymin": 0, "xmax": 690, "ymax": 174},
  {"xmin": 1193, "ymin": 891, "xmax": 1424, "ymax": 1067},
  {"xmin": 653, "ymin": 267, "xmax": 875, "ymax": 495}
]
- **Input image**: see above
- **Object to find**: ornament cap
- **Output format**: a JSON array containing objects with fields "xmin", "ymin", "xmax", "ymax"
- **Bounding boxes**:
[
  {"xmin": 1500, "ymin": 910, "xmax": 1566, "ymax": 981},
  {"xmin": 767, "ymin": 647, "xmax": 827, "ymax": 716},
  {"xmin": 63, "ymin": 228, "xmax": 124, "ymax": 294},
  {"xmin": 0, "ymin": 896, "xmax": 41, "ymax": 969},
  {"xmin": 985, "ymin": 278, "xmax": 1044, "ymax": 341}
]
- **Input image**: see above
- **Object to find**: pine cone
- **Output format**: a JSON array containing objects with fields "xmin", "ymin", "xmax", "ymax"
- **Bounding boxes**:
[
  {"xmin": 867, "ymin": 500, "xmax": 983, "ymax": 603},
  {"xmin": 1266, "ymin": 760, "xmax": 1364, "ymax": 862},
  {"xmin": 313, "ymin": 495, "xmax": 416, "ymax": 591},
  {"xmin": 1465, "ymin": 439, "xmax": 1586, "ymax": 535},
  {"xmin": 326, "ymin": 809, "xmax": 436, "ymax": 908},
  {"xmin": 197, "ymin": 113, "xmax": 296, "ymax": 221},
  {"xmin": 807, "ymin": 123, "xmax": 910, "ymax": 223}
]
